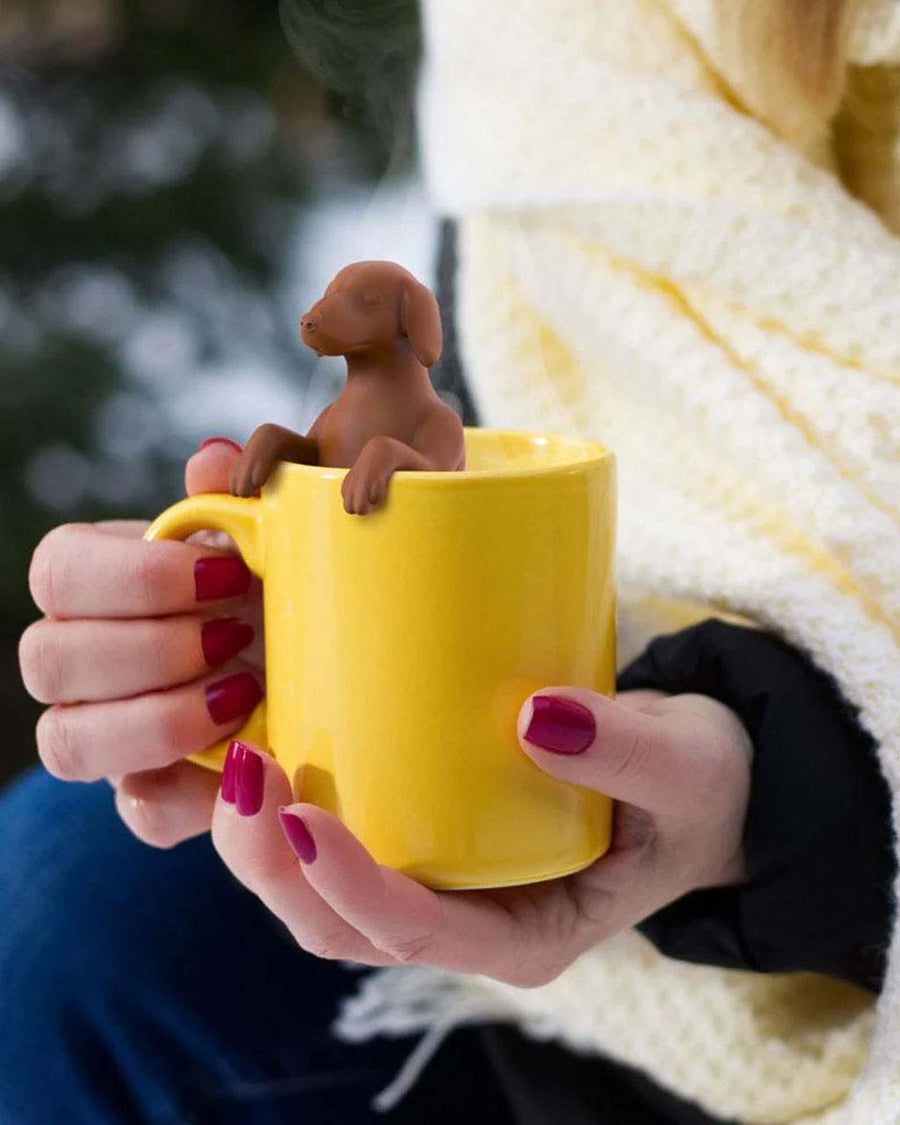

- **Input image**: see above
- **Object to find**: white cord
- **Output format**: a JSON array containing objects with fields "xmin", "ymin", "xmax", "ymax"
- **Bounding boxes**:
[{"xmin": 371, "ymin": 1019, "xmax": 457, "ymax": 1114}]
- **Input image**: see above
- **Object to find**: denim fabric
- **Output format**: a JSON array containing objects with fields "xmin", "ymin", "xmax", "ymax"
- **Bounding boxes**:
[{"xmin": 0, "ymin": 768, "xmax": 513, "ymax": 1125}]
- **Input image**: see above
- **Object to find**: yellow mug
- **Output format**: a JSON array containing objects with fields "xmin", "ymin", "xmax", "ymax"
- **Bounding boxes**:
[{"xmin": 145, "ymin": 428, "xmax": 616, "ymax": 890}]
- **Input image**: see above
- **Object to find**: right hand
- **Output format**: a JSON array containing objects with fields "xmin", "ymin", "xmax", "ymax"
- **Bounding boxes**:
[{"xmin": 18, "ymin": 439, "xmax": 265, "ymax": 847}]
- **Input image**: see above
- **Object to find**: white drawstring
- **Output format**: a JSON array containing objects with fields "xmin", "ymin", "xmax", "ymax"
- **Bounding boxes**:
[
  {"xmin": 333, "ymin": 964, "xmax": 505, "ymax": 1113},
  {"xmin": 371, "ymin": 1019, "xmax": 457, "ymax": 1113}
]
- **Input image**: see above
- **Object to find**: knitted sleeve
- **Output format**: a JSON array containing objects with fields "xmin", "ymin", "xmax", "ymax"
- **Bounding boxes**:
[
  {"xmin": 620, "ymin": 620, "xmax": 896, "ymax": 993},
  {"xmin": 432, "ymin": 224, "xmax": 896, "ymax": 994},
  {"xmin": 419, "ymin": 4, "xmax": 900, "ymax": 1112}
]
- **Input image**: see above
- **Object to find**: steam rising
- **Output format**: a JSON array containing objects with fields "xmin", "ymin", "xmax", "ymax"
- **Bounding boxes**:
[{"xmin": 279, "ymin": 0, "xmax": 421, "ymax": 173}]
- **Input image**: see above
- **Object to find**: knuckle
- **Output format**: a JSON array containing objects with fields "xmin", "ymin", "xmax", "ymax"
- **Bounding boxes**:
[
  {"xmin": 693, "ymin": 740, "xmax": 748, "ymax": 809},
  {"xmin": 211, "ymin": 822, "xmax": 297, "ymax": 889},
  {"xmin": 36, "ymin": 707, "xmax": 85, "ymax": 780},
  {"xmin": 609, "ymin": 723, "xmax": 654, "ymax": 785},
  {"xmin": 143, "ymin": 621, "xmax": 176, "ymax": 682},
  {"xmin": 302, "ymin": 929, "xmax": 353, "ymax": 962},
  {"xmin": 689, "ymin": 746, "xmax": 730, "ymax": 802},
  {"xmin": 129, "ymin": 547, "xmax": 165, "ymax": 615},
  {"xmin": 19, "ymin": 623, "xmax": 64, "ymax": 703},
  {"xmin": 28, "ymin": 542, "xmax": 53, "ymax": 616},
  {"xmin": 501, "ymin": 957, "xmax": 562, "ymax": 989},
  {"xmin": 154, "ymin": 699, "xmax": 189, "ymax": 759},
  {"xmin": 681, "ymin": 711, "xmax": 751, "ymax": 809},
  {"xmin": 241, "ymin": 851, "xmax": 293, "ymax": 885},
  {"xmin": 28, "ymin": 525, "xmax": 77, "ymax": 616},
  {"xmin": 375, "ymin": 931, "xmax": 434, "ymax": 965},
  {"xmin": 115, "ymin": 787, "xmax": 176, "ymax": 849}
]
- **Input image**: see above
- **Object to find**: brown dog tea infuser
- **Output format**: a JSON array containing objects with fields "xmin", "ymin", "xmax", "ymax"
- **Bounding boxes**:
[{"xmin": 230, "ymin": 261, "xmax": 465, "ymax": 514}]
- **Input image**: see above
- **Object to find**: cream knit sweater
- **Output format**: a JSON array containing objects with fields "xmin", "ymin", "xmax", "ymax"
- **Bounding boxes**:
[{"xmin": 335, "ymin": 3, "xmax": 900, "ymax": 1121}]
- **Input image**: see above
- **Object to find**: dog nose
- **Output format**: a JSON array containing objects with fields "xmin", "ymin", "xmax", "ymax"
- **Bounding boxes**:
[{"xmin": 301, "ymin": 316, "xmax": 318, "ymax": 332}]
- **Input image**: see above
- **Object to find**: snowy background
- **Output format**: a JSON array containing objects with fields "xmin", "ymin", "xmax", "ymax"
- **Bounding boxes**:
[{"xmin": 0, "ymin": 0, "xmax": 430, "ymax": 781}]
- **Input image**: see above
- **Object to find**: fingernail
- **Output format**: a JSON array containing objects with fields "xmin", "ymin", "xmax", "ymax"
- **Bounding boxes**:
[
  {"xmin": 524, "ymin": 695, "xmax": 595, "ymax": 755},
  {"xmin": 221, "ymin": 739, "xmax": 240, "ymax": 803},
  {"xmin": 198, "ymin": 436, "xmax": 243, "ymax": 453},
  {"xmin": 278, "ymin": 808, "xmax": 317, "ymax": 863},
  {"xmin": 232, "ymin": 741, "xmax": 264, "ymax": 816},
  {"xmin": 205, "ymin": 672, "xmax": 263, "ymax": 725},
  {"xmin": 201, "ymin": 618, "xmax": 254, "ymax": 668},
  {"xmin": 195, "ymin": 556, "xmax": 252, "ymax": 602}
]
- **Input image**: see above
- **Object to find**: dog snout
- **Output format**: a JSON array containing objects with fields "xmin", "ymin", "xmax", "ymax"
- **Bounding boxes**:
[{"xmin": 300, "ymin": 314, "xmax": 318, "ymax": 332}]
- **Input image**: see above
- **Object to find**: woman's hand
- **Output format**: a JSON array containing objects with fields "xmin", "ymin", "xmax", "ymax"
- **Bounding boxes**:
[
  {"xmin": 212, "ymin": 688, "xmax": 751, "ymax": 986},
  {"xmin": 18, "ymin": 438, "xmax": 265, "ymax": 847}
]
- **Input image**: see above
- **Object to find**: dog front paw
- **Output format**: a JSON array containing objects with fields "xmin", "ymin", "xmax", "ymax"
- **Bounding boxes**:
[{"xmin": 341, "ymin": 441, "xmax": 395, "ymax": 515}]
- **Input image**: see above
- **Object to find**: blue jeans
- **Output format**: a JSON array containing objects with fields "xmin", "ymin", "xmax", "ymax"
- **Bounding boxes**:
[{"xmin": 0, "ymin": 768, "xmax": 515, "ymax": 1124}]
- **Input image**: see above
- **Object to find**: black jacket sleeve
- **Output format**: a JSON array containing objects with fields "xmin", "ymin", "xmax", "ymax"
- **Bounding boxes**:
[{"xmin": 618, "ymin": 619, "xmax": 896, "ymax": 993}]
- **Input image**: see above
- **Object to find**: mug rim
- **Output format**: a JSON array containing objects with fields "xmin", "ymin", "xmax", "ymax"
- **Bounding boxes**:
[{"xmin": 266, "ymin": 428, "xmax": 613, "ymax": 485}]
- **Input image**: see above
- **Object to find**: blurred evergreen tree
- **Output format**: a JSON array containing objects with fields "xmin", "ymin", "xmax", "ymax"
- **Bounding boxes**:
[{"xmin": 0, "ymin": 0, "xmax": 410, "ymax": 781}]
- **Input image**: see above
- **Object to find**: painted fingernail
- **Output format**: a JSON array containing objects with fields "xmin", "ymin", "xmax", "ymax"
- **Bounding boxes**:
[
  {"xmin": 198, "ymin": 436, "xmax": 243, "ymax": 453},
  {"xmin": 201, "ymin": 618, "xmax": 254, "ymax": 668},
  {"xmin": 233, "ymin": 742, "xmax": 264, "ymax": 817},
  {"xmin": 194, "ymin": 556, "xmax": 252, "ymax": 602},
  {"xmin": 278, "ymin": 808, "xmax": 317, "ymax": 863},
  {"xmin": 205, "ymin": 672, "xmax": 263, "ymax": 725},
  {"xmin": 221, "ymin": 739, "xmax": 240, "ymax": 804},
  {"xmin": 524, "ymin": 695, "xmax": 596, "ymax": 755}
]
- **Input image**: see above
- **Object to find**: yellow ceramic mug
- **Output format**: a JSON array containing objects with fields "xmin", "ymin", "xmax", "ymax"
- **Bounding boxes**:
[{"xmin": 145, "ymin": 428, "xmax": 616, "ymax": 890}]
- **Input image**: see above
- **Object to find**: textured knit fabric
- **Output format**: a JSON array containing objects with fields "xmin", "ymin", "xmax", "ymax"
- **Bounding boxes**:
[
  {"xmin": 334, "ymin": 2, "xmax": 900, "ymax": 1122},
  {"xmin": 481, "ymin": 617, "xmax": 894, "ymax": 1125}
]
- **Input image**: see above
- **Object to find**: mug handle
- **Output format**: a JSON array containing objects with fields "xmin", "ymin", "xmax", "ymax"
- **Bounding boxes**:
[{"xmin": 144, "ymin": 494, "xmax": 267, "ymax": 773}]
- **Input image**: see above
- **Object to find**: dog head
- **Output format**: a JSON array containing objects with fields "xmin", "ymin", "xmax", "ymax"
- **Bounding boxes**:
[{"xmin": 299, "ymin": 260, "xmax": 442, "ymax": 368}]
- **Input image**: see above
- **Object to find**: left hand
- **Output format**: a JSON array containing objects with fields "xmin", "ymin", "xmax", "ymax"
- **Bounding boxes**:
[{"xmin": 211, "ymin": 686, "xmax": 751, "ymax": 987}]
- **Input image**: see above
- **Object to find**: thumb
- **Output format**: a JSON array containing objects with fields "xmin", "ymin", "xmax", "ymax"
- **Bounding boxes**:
[
  {"xmin": 517, "ymin": 687, "xmax": 694, "ymax": 811},
  {"xmin": 185, "ymin": 437, "xmax": 242, "ymax": 496}
]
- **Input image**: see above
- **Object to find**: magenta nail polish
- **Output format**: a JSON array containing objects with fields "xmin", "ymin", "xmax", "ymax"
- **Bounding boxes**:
[
  {"xmin": 524, "ymin": 695, "xmax": 596, "ymax": 755},
  {"xmin": 194, "ymin": 557, "xmax": 252, "ymax": 602},
  {"xmin": 221, "ymin": 740, "xmax": 240, "ymax": 803},
  {"xmin": 278, "ymin": 809, "xmax": 317, "ymax": 863},
  {"xmin": 201, "ymin": 618, "xmax": 254, "ymax": 668},
  {"xmin": 205, "ymin": 672, "xmax": 263, "ymax": 725},
  {"xmin": 233, "ymin": 742, "xmax": 264, "ymax": 816},
  {"xmin": 198, "ymin": 436, "xmax": 243, "ymax": 453}
]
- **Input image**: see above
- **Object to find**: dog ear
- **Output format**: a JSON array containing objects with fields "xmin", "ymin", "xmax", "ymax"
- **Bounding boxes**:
[{"xmin": 399, "ymin": 280, "xmax": 442, "ymax": 368}]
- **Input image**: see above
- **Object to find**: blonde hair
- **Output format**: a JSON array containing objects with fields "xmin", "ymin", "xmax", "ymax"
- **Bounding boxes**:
[{"xmin": 717, "ymin": 0, "xmax": 865, "ymax": 141}]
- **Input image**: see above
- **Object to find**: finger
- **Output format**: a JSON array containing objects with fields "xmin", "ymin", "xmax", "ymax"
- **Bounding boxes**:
[
  {"xmin": 28, "ymin": 523, "xmax": 253, "ymax": 620},
  {"xmin": 19, "ymin": 613, "xmax": 258, "ymax": 704},
  {"xmin": 280, "ymin": 803, "xmax": 546, "ymax": 983},
  {"xmin": 36, "ymin": 667, "xmax": 264, "ymax": 781},
  {"xmin": 517, "ymin": 687, "xmax": 701, "ymax": 811},
  {"xmin": 114, "ymin": 760, "xmax": 220, "ymax": 848},
  {"xmin": 185, "ymin": 438, "xmax": 242, "ymax": 496},
  {"xmin": 94, "ymin": 521, "xmax": 154, "ymax": 537},
  {"xmin": 94, "ymin": 521, "xmax": 237, "ymax": 553},
  {"xmin": 615, "ymin": 688, "xmax": 670, "ymax": 713},
  {"xmin": 211, "ymin": 744, "xmax": 395, "ymax": 966}
]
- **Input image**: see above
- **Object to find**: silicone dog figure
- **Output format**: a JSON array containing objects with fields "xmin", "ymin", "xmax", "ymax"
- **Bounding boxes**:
[{"xmin": 230, "ymin": 261, "xmax": 465, "ymax": 514}]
